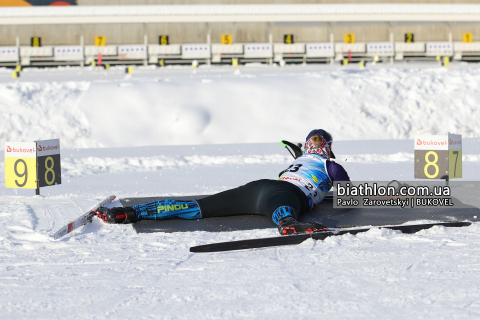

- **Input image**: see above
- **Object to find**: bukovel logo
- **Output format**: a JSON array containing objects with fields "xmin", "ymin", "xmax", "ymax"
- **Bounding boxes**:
[
  {"xmin": 6, "ymin": 146, "xmax": 35, "ymax": 153},
  {"xmin": 416, "ymin": 139, "xmax": 447, "ymax": 146},
  {"xmin": 38, "ymin": 144, "xmax": 59, "ymax": 152},
  {"xmin": 449, "ymin": 139, "xmax": 461, "ymax": 145}
]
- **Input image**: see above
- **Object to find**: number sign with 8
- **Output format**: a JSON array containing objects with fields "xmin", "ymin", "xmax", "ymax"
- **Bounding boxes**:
[
  {"xmin": 414, "ymin": 134, "xmax": 462, "ymax": 180},
  {"xmin": 31, "ymin": 37, "xmax": 41, "ymax": 47},
  {"xmin": 37, "ymin": 139, "xmax": 61, "ymax": 188}
]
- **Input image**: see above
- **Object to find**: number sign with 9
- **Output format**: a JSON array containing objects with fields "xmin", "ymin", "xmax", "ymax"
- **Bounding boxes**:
[{"xmin": 4, "ymin": 142, "xmax": 37, "ymax": 189}]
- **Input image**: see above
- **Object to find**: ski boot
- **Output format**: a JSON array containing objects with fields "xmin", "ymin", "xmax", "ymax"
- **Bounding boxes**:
[
  {"xmin": 278, "ymin": 216, "xmax": 328, "ymax": 235},
  {"xmin": 95, "ymin": 207, "xmax": 137, "ymax": 224}
]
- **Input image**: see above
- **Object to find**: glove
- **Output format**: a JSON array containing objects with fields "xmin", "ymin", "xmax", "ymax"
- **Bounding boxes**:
[
  {"xmin": 278, "ymin": 216, "xmax": 328, "ymax": 235},
  {"xmin": 95, "ymin": 207, "xmax": 137, "ymax": 224}
]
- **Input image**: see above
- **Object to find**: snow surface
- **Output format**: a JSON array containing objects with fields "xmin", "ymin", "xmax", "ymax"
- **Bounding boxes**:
[
  {"xmin": 2, "ymin": 63, "xmax": 480, "ymax": 149},
  {"xmin": 1, "ymin": 63, "xmax": 480, "ymax": 319}
]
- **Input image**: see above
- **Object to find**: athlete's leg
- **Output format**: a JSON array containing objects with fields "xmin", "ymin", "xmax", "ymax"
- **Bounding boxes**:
[
  {"xmin": 100, "ymin": 180, "xmax": 271, "ymax": 223},
  {"xmin": 255, "ymin": 180, "xmax": 328, "ymax": 234},
  {"xmin": 256, "ymin": 180, "xmax": 308, "ymax": 224},
  {"xmin": 197, "ymin": 180, "xmax": 269, "ymax": 218},
  {"xmin": 132, "ymin": 199, "xmax": 201, "ymax": 220}
]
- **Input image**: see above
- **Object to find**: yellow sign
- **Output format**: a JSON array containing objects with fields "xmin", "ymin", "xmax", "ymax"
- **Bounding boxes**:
[
  {"xmin": 159, "ymin": 35, "xmax": 169, "ymax": 45},
  {"xmin": 232, "ymin": 58, "xmax": 238, "ymax": 66},
  {"xmin": 31, "ymin": 37, "xmax": 41, "ymax": 47},
  {"xmin": 94, "ymin": 36, "xmax": 106, "ymax": 46},
  {"xmin": 463, "ymin": 33, "xmax": 473, "ymax": 43},
  {"xmin": 221, "ymin": 34, "xmax": 232, "ymax": 45},
  {"xmin": 5, "ymin": 157, "xmax": 37, "ymax": 189},
  {"xmin": 284, "ymin": 34, "xmax": 294, "ymax": 44},
  {"xmin": 126, "ymin": 66, "xmax": 133, "ymax": 74},
  {"xmin": 344, "ymin": 34, "xmax": 355, "ymax": 44},
  {"xmin": 5, "ymin": 142, "xmax": 37, "ymax": 189},
  {"xmin": 405, "ymin": 33, "xmax": 414, "ymax": 43},
  {"xmin": 449, "ymin": 149, "xmax": 462, "ymax": 178}
]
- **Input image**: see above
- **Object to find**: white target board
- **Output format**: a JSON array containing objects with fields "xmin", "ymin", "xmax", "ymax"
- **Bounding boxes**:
[
  {"xmin": 182, "ymin": 44, "xmax": 211, "ymax": 59},
  {"xmin": 244, "ymin": 43, "xmax": 272, "ymax": 58}
]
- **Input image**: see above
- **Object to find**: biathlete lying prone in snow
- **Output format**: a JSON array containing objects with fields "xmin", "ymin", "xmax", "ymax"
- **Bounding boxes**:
[{"xmin": 96, "ymin": 129, "xmax": 351, "ymax": 235}]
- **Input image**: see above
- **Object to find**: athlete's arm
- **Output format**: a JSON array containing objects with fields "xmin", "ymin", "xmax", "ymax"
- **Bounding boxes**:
[{"xmin": 326, "ymin": 160, "xmax": 350, "ymax": 183}]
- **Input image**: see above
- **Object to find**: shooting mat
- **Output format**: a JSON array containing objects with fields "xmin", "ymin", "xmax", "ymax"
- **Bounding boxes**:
[{"xmin": 120, "ymin": 195, "xmax": 480, "ymax": 234}]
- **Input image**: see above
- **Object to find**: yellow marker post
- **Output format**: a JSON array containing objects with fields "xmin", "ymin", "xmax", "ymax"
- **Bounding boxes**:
[
  {"xmin": 159, "ymin": 59, "xmax": 165, "ymax": 67},
  {"xmin": 91, "ymin": 61, "xmax": 96, "ymax": 66},
  {"xmin": 232, "ymin": 58, "xmax": 238, "ymax": 66},
  {"xmin": 436, "ymin": 56, "xmax": 441, "ymax": 62},
  {"xmin": 126, "ymin": 66, "xmax": 133, "ymax": 74},
  {"xmin": 443, "ymin": 56, "xmax": 450, "ymax": 68},
  {"xmin": 16, "ymin": 65, "xmax": 21, "ymax": 72},
  {"xmin": 359, "ymin": 61, "xmax": 365, "ymax": 68},
  {"xmin": 105, "ymin": 64, "xmax": 110, "ymax": 70},
  {"xmin": 342, "ymin": 58, "xmax": 348, "ymax": 66},
  {"xmin": 11, "ymin": 71, "xmax": 17, "ymax": 79}
]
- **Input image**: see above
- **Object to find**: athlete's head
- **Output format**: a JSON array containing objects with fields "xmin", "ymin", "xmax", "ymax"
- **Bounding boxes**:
[{"xmin": 303, "ymin": 129, "xmax": 333, "ymax": 159}]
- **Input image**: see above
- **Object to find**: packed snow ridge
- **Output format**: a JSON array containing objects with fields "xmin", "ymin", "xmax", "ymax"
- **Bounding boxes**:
[{"xmin": 1, "ymin": 64, "xmax": 480, "ymax": 149}]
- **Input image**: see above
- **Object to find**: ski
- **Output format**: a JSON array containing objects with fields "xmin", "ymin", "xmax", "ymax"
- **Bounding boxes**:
[
  {"xmin": 53, "ymin": 195, "xmax": 116, "ymax": 240},
  {"xmin": 190, "ymin": 221, "xmax": 472, "ymax": 253}
]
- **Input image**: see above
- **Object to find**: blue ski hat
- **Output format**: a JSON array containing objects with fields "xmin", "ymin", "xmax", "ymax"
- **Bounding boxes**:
[{"xmin": 303, "ymin": 129, "xmax": 333, "ymax": 159}]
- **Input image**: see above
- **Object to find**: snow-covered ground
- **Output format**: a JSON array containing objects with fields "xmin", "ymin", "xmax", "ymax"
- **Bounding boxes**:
[
  {"xmin": 2, "ymin": 62, "xmax": 480, "ymax": 149},
  {"xmin": 1, "ymin": 63, "xmax": 480, "ymax": 319}
]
